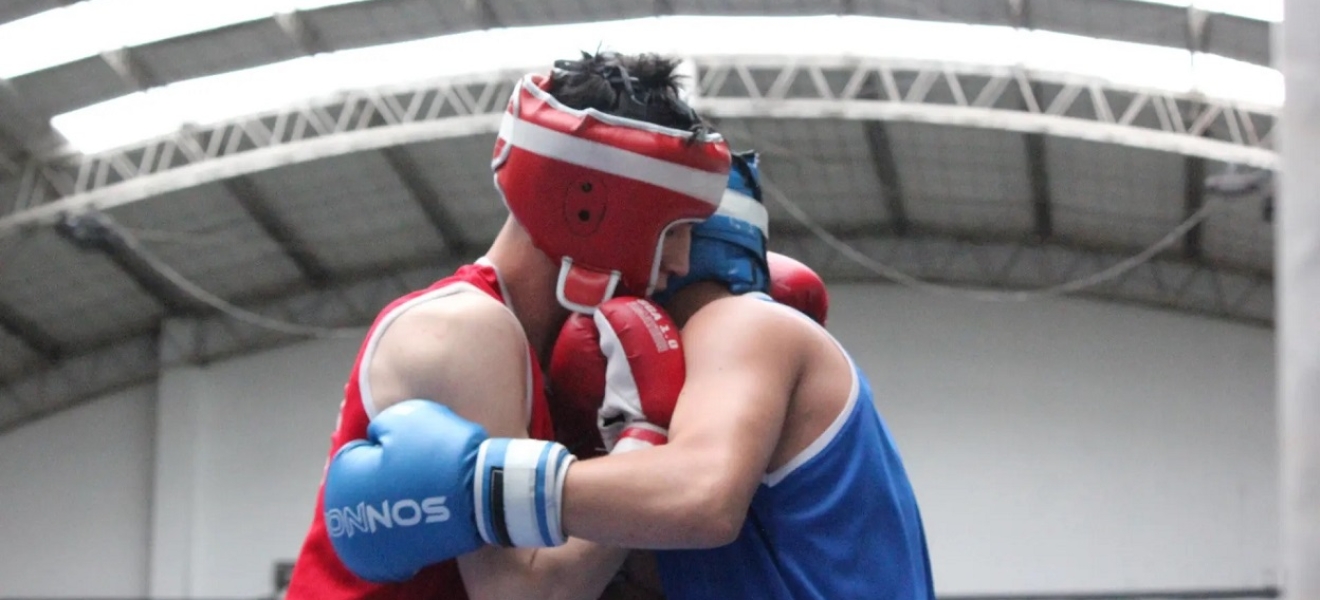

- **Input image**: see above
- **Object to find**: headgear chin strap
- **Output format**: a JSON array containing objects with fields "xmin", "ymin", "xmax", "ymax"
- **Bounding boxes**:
[
  {"xmin": 492, "ymin": 71, "xmax": 732, "ymax": 314},
  {"xmin": 653, "ymin": 151, "xmax": 770, "ymax": 305}
]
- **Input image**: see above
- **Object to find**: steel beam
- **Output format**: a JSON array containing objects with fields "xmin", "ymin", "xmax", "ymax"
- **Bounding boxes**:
[
  {"xmin": 467, "ymin": 0, "xmax": 501, "ymax": 28},
  {"xmin": 0, "ymin": 299, "xmax": 62, "ymax": 362},
  {"xmin": 692, "ymin": 56, "xmax": 1278, "ymax": 166},
  {"xmin": 0, "ymin": 258, "xmax": 463, "ymax": 433},
  {"xmin": 0, "ymin": 1, "xmax": 71, "ymax": 25},
  {"xmin": 1183, "ymin": 155, "xmax": 1206, "ymax": 261},
  {"xmin": 159, "ymin": 256, "xmax": 465, "ymax": 367},
  {"xmin": 274, "ymin": 10, "xmax": 328, "ymax": 56},
  {"xmin": 0, "ymin": 74, "xmax": 516, "ymax": 233},
  {"xmin": 861, "ymin": 119, "xmax": 908, "ymax": 236},
  {"xmin": 768, "ymin": 225, "xmax": 1273, "ymax": 327},
  {"xmin": 1178, "ymin": 0, "xmax": 1216, "ymax": 266},
  {"xmin": 856, "ymin": 70, "xmax": 909, "ymax": 236},
  {"xmin": 99, "ymin": 47, "xmax": 158, "ymax": 92},
  {"xmin": 0, "ymin": 334, "xmax": 158, "ymax": 436},
  {"xmin": 378, "ymin": 146, "xmax": 469, "ymax": 255},
  {"xmin": 0, "ymin": 125, "xmax": 26, "ymax": 178},
  {"xmin": 1025, "ymin": 133, "xmax": 1053, "ymax": 241},
  {"xmin": 1011, "ymin": 0, "xmax": 1054, "ymax": 242},
  {"xmin": 221, "ymin": 176, "xmax": 333, "ymax": 287},
  {"xmin": 1, "ymin": 55, "xmax": 1279, "ymax": 239},
  {"xmin": 0, "ymin": 212, "xmax": 1276, "ymax": 436},
  {"xmin": 0, "ymin": 77, "xmax": 62, "ymax": 160}
]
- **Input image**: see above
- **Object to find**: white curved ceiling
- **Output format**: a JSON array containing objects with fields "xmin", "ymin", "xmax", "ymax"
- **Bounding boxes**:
[
  {"xmin": 49, "ymin": 14, "xmax": 1282, "ymax": 154},
  {"xmin": 0, "ymin": 0, "xmax": 1282, "ymax": 81},
  {"xmin": 0, "ymin": 0, "xmax": 1279, "ymax": 434}
]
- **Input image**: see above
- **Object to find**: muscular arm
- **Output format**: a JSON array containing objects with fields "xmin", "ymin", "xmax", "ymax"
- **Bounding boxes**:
[
  {"xmin": 365, "ymin": 292, "xmax": 626, "ymax": 600},
  {"xmin": 560, "ymin": 297, "xmax": 805, "ymax": 548}
]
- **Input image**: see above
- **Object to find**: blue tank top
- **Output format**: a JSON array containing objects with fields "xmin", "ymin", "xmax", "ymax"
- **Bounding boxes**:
[{"xmin": 654, "ymin": 295, "xmax": 935, "ymax": 600}]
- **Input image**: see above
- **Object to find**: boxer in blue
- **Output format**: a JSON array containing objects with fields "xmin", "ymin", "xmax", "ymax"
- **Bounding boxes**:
[{"xmin": 556, "ymin": 151, "xmax": 938, "ymax": 599}]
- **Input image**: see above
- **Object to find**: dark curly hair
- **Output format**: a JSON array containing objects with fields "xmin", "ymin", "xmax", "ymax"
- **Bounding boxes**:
[{"xmin": 547, "ymin": 51, "xmax": 711, "ymax": 135}]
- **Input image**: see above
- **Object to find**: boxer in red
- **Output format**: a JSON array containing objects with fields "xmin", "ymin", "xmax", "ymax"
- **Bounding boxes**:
[{"xmin": 286, "ymin": 50, "xmax": 730, "ymax": 600}]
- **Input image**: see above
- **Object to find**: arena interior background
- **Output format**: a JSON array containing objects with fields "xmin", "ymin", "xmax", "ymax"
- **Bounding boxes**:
[{"xmin": 0, "ymin": 0, "xmax": 1303, "ymax": 598}]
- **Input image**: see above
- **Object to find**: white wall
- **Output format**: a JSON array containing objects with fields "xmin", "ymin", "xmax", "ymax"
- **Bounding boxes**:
[
  {"xmin": 825, "ymin": 284, "xmax": 1277, "ymax": 595},
  {"xmin": 0, "ymin": 284, "xmax": 1277, "ymax": 598},
  {"xmin": 150, "ymin": 333, "xmax": 365, "ymax": 599},
  {"xmin": 0, "ymin": 384, "xmax": 155, "ymax": 598}
]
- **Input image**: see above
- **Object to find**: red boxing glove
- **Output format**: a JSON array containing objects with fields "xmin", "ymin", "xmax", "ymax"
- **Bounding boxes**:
[
  {"xmin": 592, "ymin": 296, "xmax": 685, "ymax": 454},
  {"xmin": 767, "ymin": 251, "xmax": 830, "ymax": 326},
  {"xmin": 547, "ymin": 313, "xmax": 609, "ymax": 459}
]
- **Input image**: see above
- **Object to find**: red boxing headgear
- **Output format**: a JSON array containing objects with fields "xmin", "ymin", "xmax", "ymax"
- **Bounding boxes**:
[
  {"xmin": 767, "ymin": 251, "xmax": 830, "ymax": 326},
  {"xmin": 492, "ymin": 73, "xmax": 732, "ymax": 314}
]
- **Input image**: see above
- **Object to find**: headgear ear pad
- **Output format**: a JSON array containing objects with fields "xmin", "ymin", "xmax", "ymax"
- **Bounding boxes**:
[{"xmin": 652, "ymin": 150, "xmax": 769, "ymax": 304}]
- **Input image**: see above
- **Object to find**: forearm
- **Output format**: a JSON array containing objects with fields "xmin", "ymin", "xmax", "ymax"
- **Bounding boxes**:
[
  {"xmin": 560, "ymin": 444, "xmax": 740, "ymax": 549},
  {"xmin": 460, "ymin": 538, "xmax": 627, "ymax": 600}
]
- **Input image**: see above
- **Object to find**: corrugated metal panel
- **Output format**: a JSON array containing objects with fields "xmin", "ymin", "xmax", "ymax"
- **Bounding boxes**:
[
  {"xmin": 0, "ymin": 1, "xmax": 66, "ymax": 27},
  {"xmin": 10, "ymin": 55, "xmax": 133, "ymax": 117},
  {"xmin": 1199, "ymin": 160, "xmax": 1273, "ymax": 273},
  {"xmin": 105, "ymin": 183, "xmax": 308, "ymax": 300},
  {"xmin": 397, "ymin": 136, "xmax": 508, "ymax": 245},
  {"xmin": 852, "ymin": 0, "xmax": 1012, "ymax": 25},
  {"xmin": 0, "ymin": 228, "xmax": 163, "ymax": 347},
  {"xmin": 1030, "ymin": 0, "xmax": 1186, "ymax": 51},
  {"xmin": 306, "ymin": 0, "xmax": 481, "ymax": 50},
  {"xmin": 723, "ymin": 117, "xmax": 889, "ymax": 230},
  {"xmin": 889, "ymin": 123, "xmax": 1033, "ymax": 236},
  {"xmin": 1048, "ymin": 137, "xmax": 1186, "ymax": 250},
  {"xmin": 134, "ymin": 19, "xmax": 302, "ymax": 86},
  {"xmin": 0, "ymin": 0, "xmax": 1277, "ymax": 141},
  {"xmin": 488, "ymin": 0, "xmax": 655, "ymax": 26},
  {"xmin": 671, "ymin": 0, "xmax": 839, "ymax": 17},
  {"xmin": 243, "ymin": 151, "xmax": 448, "ymax": 274},
  {"xmin": 1204, "ymin": 12, "xmax": 1273, "ymax": 67}
]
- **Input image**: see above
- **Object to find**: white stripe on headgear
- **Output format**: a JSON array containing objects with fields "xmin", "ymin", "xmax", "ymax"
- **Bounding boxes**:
[{"xmin": 716, "ymin": 189, "xmax": 769, "ymax": 238}]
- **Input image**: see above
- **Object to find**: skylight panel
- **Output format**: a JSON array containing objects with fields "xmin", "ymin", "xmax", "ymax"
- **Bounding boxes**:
[
  {"xmin": 0, "ymin": 0, "xmax": 373, "ymax": 78},
  {"xmin": 50, "ymin": 15, "xmax": 1283, "ymax": 154},
  {"xmin": 0, "ymin": 0, "xmax": 1280, "ymax": 79}
]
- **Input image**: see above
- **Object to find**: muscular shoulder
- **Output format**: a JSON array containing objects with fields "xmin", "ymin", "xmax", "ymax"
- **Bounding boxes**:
[
  {"xmin": 365, "ymin": 290, "xmax": 530, "ymax": 433},
  {"xmin": 683, "ymin": 294, "xmax": 811, "ymax": 338},
  {"xmin": 382, "ymin": 288, "xmax": 523, "ymax": 349},
  {"xmin": 680, "ymin": 294, "xmax": 811, "ymax": 369}
]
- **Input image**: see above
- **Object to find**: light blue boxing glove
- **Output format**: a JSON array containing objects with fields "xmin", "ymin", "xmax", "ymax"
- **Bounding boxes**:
[{"xmin": 324, "ymin": 399, "xmax": 576, "ymax": 583}]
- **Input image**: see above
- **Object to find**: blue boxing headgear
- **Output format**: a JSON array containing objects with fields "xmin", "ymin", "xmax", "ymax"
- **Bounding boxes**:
[{"xmin": 653, "ymin": 151, "xmax": 769, "ymax": 304}]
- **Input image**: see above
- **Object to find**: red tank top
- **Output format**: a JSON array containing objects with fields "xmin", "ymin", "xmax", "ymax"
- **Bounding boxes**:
[{"xmin": 287, "ymin": 262, "xmax": 556, "ymax": 600}]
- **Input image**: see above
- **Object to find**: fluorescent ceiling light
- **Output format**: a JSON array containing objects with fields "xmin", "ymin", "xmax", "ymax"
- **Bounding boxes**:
[
  {"xmin": 0, "ymin": 0, "xmax": 1281, "ymax": 79},
  {"xmin": 0, "ymin": 0, "xmax": 371, "ymax": 78},
  {"xmin": 50, "ymin": 15, "xmax": 1283, "ymax": 154}
]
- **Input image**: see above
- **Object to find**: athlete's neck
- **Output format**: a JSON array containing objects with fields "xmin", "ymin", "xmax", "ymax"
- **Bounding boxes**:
[
  {"xmin": 663, "ymin": 280, "xmax": 734, "ymax": 328},
  {"xmin": 483, "ymin": 218, "xmax": 569, "ymax": 362}
]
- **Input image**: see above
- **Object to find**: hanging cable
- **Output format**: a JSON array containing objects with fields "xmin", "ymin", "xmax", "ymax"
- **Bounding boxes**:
[
  {"xmin": 719, "ymin": 116, "xmax": 1265, "ymax": 303},
  {"xmin": 760, "ymin": 175, "xmax": 1237, "ymax": 302},
  {"xmin": 92, "ymin": 213, "xmax": 363, "ymax": 339}
]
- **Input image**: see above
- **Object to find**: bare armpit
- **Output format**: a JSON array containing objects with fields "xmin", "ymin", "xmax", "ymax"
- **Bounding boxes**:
[{"xmin": 598, "ymin": 551, "xmax": 665, "ymax": 600}]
